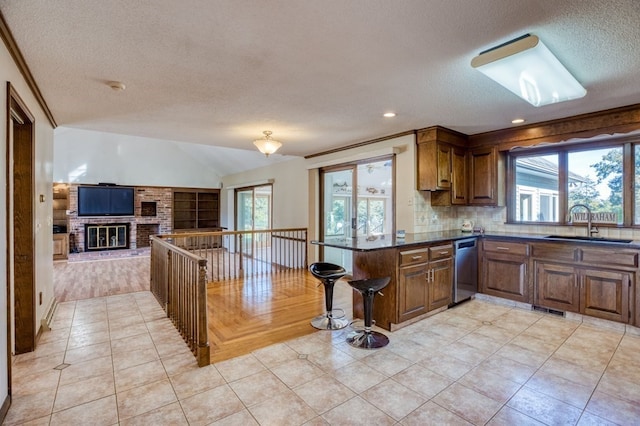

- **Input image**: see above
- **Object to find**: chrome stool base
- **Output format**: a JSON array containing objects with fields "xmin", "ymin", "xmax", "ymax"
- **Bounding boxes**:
[
  {"xmin": 311, "ymin": 315, "xmax": 349, "ymax": 330},
  {"xmin": 346, "ymin": 330, "xmax": 389, "ymax": 349}
]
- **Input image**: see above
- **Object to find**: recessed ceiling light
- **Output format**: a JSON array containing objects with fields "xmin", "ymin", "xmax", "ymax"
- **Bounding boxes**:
[
  {"xmin": 511, "ymin": 118, "xmax": 526, "ymax": 124},
  {"xmin": 383, "ymin": 112, "xmax": 396, "ymax": 118}
]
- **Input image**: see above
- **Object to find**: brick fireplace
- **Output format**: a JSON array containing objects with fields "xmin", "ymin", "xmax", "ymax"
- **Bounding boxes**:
[{"xmin": 68, "ymin": 185, "xmax": 173, "ymax": 252}]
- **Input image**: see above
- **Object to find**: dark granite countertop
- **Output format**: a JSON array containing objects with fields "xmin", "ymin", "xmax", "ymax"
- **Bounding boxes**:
[{"xmin": 311, "ymin": 230, "xmax": 640, "ymax": 251}]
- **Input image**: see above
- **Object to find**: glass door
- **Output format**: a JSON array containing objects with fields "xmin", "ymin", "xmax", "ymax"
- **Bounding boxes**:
[
  {"xmin": 236, "ymin": 185, "xmax": 272, "ymax": 257},
  {"xmin": 322, "ymin": 167, "xmax": 354, "ymax": 269},
  {"xmin": 320, "ymin": 157, "xmax": 393, "ymax": 273}
]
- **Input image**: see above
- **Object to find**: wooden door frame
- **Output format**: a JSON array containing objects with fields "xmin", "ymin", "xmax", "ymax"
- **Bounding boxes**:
[{"xmin": 6, "ymin": 82, "xmax": 36, "ymax": 364}]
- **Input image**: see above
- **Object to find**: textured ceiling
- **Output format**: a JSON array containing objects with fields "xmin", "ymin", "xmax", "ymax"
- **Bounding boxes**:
[{"xmin": 1, "ymin": 0, "xmax": 640, "ymax": 162}]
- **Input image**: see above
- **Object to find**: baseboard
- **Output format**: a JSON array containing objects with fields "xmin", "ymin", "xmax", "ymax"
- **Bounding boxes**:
[
  {"xmin": 0, "ymin": 394, "xmax": 10, "ymax": 424},
  {"xmin": 40, "ymin": 297, "xmax": 58, "ymax": 332}
]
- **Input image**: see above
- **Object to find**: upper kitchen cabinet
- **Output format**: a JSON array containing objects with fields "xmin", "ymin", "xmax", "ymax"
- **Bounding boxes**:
[
  {"xmin": 417, "ymin": 126, "xmax": 468, "ymax": 206},
  {"xmin": 468, "ymin": 146, "xmax": 505, "ymax": 206}
]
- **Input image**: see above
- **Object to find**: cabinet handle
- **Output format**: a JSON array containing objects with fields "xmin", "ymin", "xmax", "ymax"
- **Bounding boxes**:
[
  {"xmin": 412, "ymin": 255, "xmax": 423, "ymax": 260},
  {"xmin": 439, "ymin": 251, "xmax": 449, "ymax": 255},
  {"xmin": 496, "ymin": 246, "xmax": 510, "ymax": 251}
]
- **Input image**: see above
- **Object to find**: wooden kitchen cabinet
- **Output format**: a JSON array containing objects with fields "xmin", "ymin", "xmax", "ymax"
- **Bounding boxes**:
[
  {"xmin": 429, "ymin": 257, "xmax": 454, "ymax": 311},
  {"xmin": 581, "ymin": 268, "xmax": 630, "ymax": 323},
  {"xmin": 353, "ymin": 240, "xmax": 454, "ymax": 330},
  {"xmin": 468, "ymin": 146, "xmax": 503, "ymax": 206},
  {"xmin": 398, "ymin": 261, "xmax": 429, "ymax": 322},
  {"xmin": 397, "ymin": 244, "xmax": 453, "ymax": 322},
  {"xmin": 417, "ymin": 126, "xmax": 503, "ymax": 206},
  {"xmin": 534, "ymin": 261, "xmax": 579, "ymax": 312},
  {"xmin": 416, "ymin": 126, "xmax": 467, "ymax": 194},
  {"xmin": 534, "ymin": 262, "xmax": 631, "ymax": 323},
  {"xmin": 532, "ymin": 243, "xmax": 635, "ymax": 324},
  {"xmin": 480, "ymin": 239, "xmax": 530, "ymax": 303}
]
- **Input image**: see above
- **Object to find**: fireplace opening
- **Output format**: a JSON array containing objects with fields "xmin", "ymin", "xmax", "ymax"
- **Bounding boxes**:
[
  {"xmin": 137, "ymin": 224, "xmax": 160, "ymax": 248},
  {"xmin": 84, "ymin": 223, "xmax": 130, "ymax": 251}
]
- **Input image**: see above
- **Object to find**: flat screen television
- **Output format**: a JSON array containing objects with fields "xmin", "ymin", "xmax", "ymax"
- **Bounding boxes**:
[{"xmin": 77, "ymin": 186, "xmax": 135, "ymax": 216}]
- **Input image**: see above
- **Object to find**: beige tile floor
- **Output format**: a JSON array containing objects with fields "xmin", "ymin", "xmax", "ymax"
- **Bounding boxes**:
[{"xmin": 5, "ymin": 292, "xmax": 640, "ymax": 425}]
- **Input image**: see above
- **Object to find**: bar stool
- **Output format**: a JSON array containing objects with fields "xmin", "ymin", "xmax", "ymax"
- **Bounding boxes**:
[
  {"xmin": 309, "ymin": 262, "xmax": 349, "ymax": 330},
  {"xmin": 347, "ymin": 277, "xmax": 390, "ymax": 349}
]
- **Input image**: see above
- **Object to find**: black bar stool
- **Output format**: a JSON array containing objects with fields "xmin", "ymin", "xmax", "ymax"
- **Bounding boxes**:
[
  {"xmin": 347, "ymin": 277, "xmax": 390, "ymax": 349},
  {"xmin": 309, "ymin": 262, "xmax": 349, "ymax": 330}
]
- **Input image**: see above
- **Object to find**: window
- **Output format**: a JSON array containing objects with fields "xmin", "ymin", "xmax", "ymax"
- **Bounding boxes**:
[
  {"xmin": 568, "ymin": 147, "xmax": 622, "ymax": 225},
  {"xmin": 509, "ymin": 142, "xmax": 632, "ymax": 226},
  {"xmin": 514, "ymin": 154, "xmax": 559, "ymax": 223}
]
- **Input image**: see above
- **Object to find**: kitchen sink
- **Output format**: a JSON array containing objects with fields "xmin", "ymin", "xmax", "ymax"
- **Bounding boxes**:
[{"xmin": 544, "ymin": 235, "xmax": 633, "ymax": 244}]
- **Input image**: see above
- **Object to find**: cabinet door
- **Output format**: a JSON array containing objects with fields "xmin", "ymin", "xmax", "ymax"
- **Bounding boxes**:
[
  {"xmin": 398, "ymin": 263, "xmax": 428, "ymax": 322},
  {"xmin": 53, "ymin": 234, "xmax": 68, "ymax": 260},
  {"xmin": 469, "ymin": 147, "xmax": 496, "ymax": 205},
  {"xmin": 428, "ymin": 258, "xmax": 453, "ymax": 311},
  {"xmin": 436, "ymin": 143, "xmax": 452, "ymax": 190},
  {"xmin": 481, "ymin": 252, "xmax": 529, "ymax": 303},
  {"xmin": 534, "ymin": 262, "xmax": 579, "ymax": 313},
  {"xmin": 581, "ymin": 269, "xmax": 631, "ymax": 323},
  {"xmin": 451, "ymin": 147, "xmax": 467, "ymax": 205}
]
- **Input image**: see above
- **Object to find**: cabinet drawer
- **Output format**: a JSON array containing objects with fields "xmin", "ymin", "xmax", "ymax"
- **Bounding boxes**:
[
  {"xmin": 530, "ymin": 243, "xmax": 577, "ymax": 262},
  {"xmin": 430, "ymin": 244, "xmax": 453, "ymax": 261},
  {"xmin": 399, "ymin": 248, "xmax": 428, "ymax": 266},
  {"xmin": 580, "ymin": 248, "xmax": 639, "ymax": 268},
  {"xmin": 483, "ymin": 240, "xmax": 529, "ymax": 256}
]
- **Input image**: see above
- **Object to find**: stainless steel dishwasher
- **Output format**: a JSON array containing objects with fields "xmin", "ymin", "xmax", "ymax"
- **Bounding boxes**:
[{"xmin": 453, "ymin": 238, "xmax": 478, "ymax": 304}]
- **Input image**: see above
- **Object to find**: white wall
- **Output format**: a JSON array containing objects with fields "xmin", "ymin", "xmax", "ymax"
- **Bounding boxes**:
[
  {"xmin": 0, "ymin": 39, "xmax": 55, "ymax": 408},
  {"xmin": 54, "ymin": 128, "xmax": 223, "ymax": 188},
  {"xmin": 221, "ymin": 157, "xmax": 308, "ymax": 230}
]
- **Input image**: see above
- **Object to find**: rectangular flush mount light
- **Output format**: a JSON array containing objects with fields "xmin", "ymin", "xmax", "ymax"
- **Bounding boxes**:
[{"xmin": 471, "ymin": 34, "xmax": 586, "ymax": 107}]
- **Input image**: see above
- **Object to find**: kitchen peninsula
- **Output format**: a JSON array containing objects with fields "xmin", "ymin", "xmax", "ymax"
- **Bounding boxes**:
[
  {"xmin": 313, "ymin": 232, "xmax": 640, "ymax": 331},
  {"xmin": 313, "ymin": 231, "xmax": 476, "ymax": 331}
]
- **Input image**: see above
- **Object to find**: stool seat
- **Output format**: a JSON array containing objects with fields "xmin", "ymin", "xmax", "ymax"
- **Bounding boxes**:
[
  {"xmin": 347, "ymin": 276, "xmax": 390, "ymax": 349},
  {"xmin": 309, "ymin": 262, "xmax": 349, "ymax": 330},
  {"xmin": 310, "ymin": 263, "xmax": 347, "ymax": 280},
  {"xmin": 349, "ymin": 277, "xmax": 390, "ymax": 294}
]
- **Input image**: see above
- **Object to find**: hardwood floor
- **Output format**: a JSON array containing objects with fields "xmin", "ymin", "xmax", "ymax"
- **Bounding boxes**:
[
  {"xmin": 53, "ymin": 254, "xmax": 354, "ymax": 363},
  {"xmin": 207, "ymin": 269, "xmax": 353, "ymax": 362},
  {"xmin": 53, "ymin": 254, "xmax": 150, "ymax": 302}
]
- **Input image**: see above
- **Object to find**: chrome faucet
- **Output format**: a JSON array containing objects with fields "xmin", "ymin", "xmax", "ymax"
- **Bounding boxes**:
[{"xmin": 568, "ymin": 204, "xmax": 599, "ymax": 237}]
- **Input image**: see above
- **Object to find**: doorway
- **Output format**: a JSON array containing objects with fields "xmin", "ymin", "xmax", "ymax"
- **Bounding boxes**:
[
  {"xmin": 320, "ymin": 156, "xmax": 394, "ymax": 272},
  {"xmin": 235, "ymin": 184, "xmax": 273, "ymax": 257},
  {"xmin": 6, "ymin": 83, "xmax": 36, "ymax": 357}
]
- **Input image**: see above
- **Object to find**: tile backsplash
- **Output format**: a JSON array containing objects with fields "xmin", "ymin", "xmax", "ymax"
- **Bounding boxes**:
[{"xmin": 412, "ymin": 190, "xmax": 640, "ymax": 240}]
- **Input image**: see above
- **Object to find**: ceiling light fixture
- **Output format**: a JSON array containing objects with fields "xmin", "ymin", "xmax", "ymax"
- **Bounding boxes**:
[
  {"xmin": 471, "ymin": 34, "xmax": 586, "ymax": 107},
  {"xmin": 511, "ymin": 118, "xmax": 526, "ymax": 124},
  {"xmin": 253, "ymin": 130, "xmax": 282, "ymax": 157},
  {"xmin": 107, "ymin": 81, "xmax": 126, "ymax": 91},
  {"xmin": 383, "ymin": 112, "xmax": 396, "ymax": 118}
]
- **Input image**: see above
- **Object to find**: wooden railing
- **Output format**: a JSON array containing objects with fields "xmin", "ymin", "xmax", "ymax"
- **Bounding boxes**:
[
  {"xmin": 150, "ymin": 228, "xmax": 307, "ymax": 366},
  {"xmin": 159, "ymin": 228, "xmax": 308, "ymax": 282},
  {"xmin": 150, "ymin": 236, "xmax": 209, "ymax": 366}
]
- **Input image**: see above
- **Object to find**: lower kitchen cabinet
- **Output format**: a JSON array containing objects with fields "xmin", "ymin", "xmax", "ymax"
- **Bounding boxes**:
[
  {"xmin": 582, "ymin": 268, "xmax": 631, "ymax": 323},
  {"xmin": 480, "ymin": 239, "xmax": 530, "ymax": 303},
  {"xmin": 398, "ymin": 262, "xmax": 428, "ymax": 322},
  {"xmin": 534, "ymin": 261, "xmax": 579, "ymax": 312},
  {"xmin": 429, "ymin": 257, "xmax": 453, "ymax": 311},
  {"xmin": 531, "ymin": 243, "xmax": 638, "ymax": 324},
  {"xmin": 397, "ymin": 244, "xmax": 453, "ymax": 323},
  {"xmin": 534, "ymin": 261, "xmax": 633, "ymax": 324}
]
